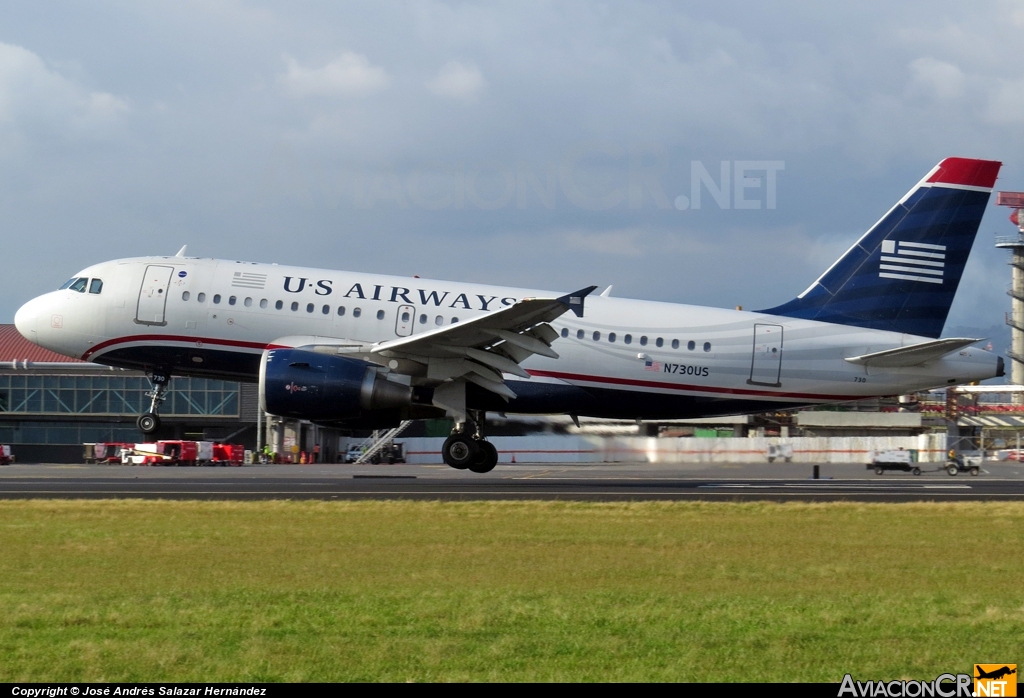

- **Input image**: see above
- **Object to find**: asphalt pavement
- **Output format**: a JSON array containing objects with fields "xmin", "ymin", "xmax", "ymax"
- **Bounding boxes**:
[{"xmin": 2, "ymin": 460, "xmax": 1024, "ymax": 501}]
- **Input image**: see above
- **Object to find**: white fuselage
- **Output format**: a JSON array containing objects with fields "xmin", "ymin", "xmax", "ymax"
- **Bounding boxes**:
[{"xmin": 13, "ymin": 255, "xmax": 1001, "ymax": 419}]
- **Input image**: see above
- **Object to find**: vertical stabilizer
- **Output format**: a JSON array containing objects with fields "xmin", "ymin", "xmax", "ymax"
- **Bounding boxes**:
[{"xmin": 760, "ymin": 157, "xmax": 1001, "ymax": 338}]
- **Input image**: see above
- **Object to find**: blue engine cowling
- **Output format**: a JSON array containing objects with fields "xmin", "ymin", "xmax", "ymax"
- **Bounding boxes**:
[{"xmin": 260, "ymin": 347, "xmax": 412, "ymax": 422}]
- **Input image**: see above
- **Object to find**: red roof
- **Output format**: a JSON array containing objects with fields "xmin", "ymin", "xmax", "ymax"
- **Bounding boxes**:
[{"xmin": 0, "ymin": 324, "xmax": 85, "ymax": 363}]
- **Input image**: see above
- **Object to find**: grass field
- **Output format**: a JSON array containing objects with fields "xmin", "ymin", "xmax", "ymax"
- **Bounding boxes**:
[{"xmin": 0, "ymin": 499, "xmax": 1021, "ymax": 682}]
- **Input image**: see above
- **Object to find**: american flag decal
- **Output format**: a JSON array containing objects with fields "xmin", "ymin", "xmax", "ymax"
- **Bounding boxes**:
[
  {"xmin": 644, "ymin": 359, "xmax": 662, "ymax": 372},
  {"xmin": 879, "ymin": 239, "xmax": 945, "ymax": 285},
  {"xmin": 231, "ymin": 272, "xmax": 267, "ymax": 289}
]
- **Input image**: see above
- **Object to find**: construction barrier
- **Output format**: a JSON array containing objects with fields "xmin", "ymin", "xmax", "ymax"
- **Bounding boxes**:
[{"xmin": 401, "ymin": 433, "xmax": 949, "ymax": 465}]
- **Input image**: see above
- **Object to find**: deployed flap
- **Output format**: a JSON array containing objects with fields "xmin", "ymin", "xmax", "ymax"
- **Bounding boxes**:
[
  {"xmin": 371, "ymin": 286, "xmax": 597, "ymax": 359},
  {"xmin": 372, "ymin": 285, "xmax": 597, "ymax": 401},
  {"xmin": 844, "ymin": 337, "xmax": 980, "ymax": 368}
]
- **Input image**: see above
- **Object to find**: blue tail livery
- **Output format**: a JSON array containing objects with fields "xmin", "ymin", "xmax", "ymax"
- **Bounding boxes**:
[{"xmin": 760, "ymin": 157, "xmax": 1001, "ymax": 338}]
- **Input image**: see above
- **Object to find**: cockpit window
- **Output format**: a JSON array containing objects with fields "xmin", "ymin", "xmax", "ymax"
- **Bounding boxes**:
[
  {"xmin": 59, "ymin": 278, "xmax": 77, "ymax": 290},
  {"xmin": 88, "ymin": 279, "xmax": 103, "ymax": 294},
  {"xmin": 69, "ymin": 278, "xmax": 88, "ymax": 293}
]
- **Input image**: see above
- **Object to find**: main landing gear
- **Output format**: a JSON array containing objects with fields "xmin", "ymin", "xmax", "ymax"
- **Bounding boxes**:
[
  {"xmin": 442, "ymin": 411, "xmax": 499, "ymax": 473},
  {"xmin": 137, "ymin": 372, "xmax": 170, "ymax": 435}
]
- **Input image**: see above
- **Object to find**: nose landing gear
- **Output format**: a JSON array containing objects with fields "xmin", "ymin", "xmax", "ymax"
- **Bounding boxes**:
[
  {"xmin": 442, "ymin": 411, "xmax": 499, "ymax": 473},
  {"xmin": 137, "ymin": 372, "xmax": 170, "ymax": 434}
]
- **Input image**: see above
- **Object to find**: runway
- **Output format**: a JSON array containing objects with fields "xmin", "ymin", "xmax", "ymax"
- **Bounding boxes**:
[{"xmin": 3, "ymin": 461, "xmax": 1024, "ymax": 501}]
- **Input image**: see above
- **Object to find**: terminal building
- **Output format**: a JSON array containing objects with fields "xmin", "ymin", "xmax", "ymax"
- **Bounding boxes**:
[{"xmin": 0, "ymin": 324, "xmax": 259, "ymax": 462}]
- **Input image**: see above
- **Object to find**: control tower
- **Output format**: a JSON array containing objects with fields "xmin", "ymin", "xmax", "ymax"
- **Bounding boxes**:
[{"xmin": 995, "ymin": 191, "xmax": 1024, "ymax": 397}]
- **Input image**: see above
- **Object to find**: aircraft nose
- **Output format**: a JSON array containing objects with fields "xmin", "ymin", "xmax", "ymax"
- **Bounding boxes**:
[{"xmin": 14, "ymin": 296, "xmax": 43, "ymax": 344}]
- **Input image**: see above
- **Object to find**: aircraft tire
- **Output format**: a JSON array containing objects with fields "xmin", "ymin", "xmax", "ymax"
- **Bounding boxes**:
[
  {"xmin": 442, "ymin": 435, "xmax": 477, "ymax": 470},
  {"xmin": 137, "ymin": 413, "xmax": 160, "ymax": 434},
  {"xmin": 469, "ymin": 441, "xmax": 499, "ymax": 474}
]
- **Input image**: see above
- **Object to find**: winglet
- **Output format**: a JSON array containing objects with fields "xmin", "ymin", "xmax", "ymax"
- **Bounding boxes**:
[
  {"xmin": 557, "ymin": 285, "xmax": 598, "ymax": 318},
  {"xmin": 175, "ymin": 245, "xmax": 188, "ymax": 258}
]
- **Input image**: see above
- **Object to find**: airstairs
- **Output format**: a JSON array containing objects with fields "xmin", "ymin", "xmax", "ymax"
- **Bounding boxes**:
[{"xmin": 354, "ymin": 421, "xmax": 413, "ymax": 464}]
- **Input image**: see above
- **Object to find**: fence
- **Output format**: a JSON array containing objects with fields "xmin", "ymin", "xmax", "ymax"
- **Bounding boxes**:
[{"xmin": 401, "ymin": 434, "xmax": 949, "ymax": 465}]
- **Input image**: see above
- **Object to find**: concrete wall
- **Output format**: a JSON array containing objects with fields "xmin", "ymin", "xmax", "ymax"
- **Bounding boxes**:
[{"xmin": 403, "ymin": 433, "xmax": 948, "ymax": 464}]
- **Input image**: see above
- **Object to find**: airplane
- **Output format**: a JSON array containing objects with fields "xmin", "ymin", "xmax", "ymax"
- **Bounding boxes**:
[
  {"xmin": 13, "ymin": 156, "xmax": 1005, "ymax": 473},
  {"xmin": 975, "ymin": 666, "xmax": 1016, "ymax": 681}
]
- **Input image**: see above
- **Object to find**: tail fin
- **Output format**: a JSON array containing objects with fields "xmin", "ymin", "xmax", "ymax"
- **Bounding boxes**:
[{"xmin": 759, "ymin": 157, "xmax": 1001, "ymax": 338}]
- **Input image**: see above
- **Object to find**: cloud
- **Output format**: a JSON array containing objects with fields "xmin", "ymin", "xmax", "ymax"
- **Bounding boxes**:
[
  {"xmin": 907, "ymin": 57, "xmax": 965, "ymax": 100},
  {"xmin": 425, "ymin": 61, "xmax": 486, "ymax": 98},
  {"xmin": 282, "ymin": 52, "xmax": 390, "ymax": 96},
  {"xmin": 0, "ymin": 41, "xmax": 129, "ymax": 138}
]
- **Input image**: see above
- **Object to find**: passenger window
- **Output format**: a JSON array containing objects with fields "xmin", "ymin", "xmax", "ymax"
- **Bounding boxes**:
[
  {"xmin": 419, "ymin": 314, "xmax": 427, "ymax": 324},
  {"xmin": 198, "ymin": 293, "xmax": 206, "ymax": 303},
  {"xmin": 260, "ymin": 299, "xmax": 268, "ymax": 309},
  {"xmin": 275, "ymin": 300, "xmax": 283, "ymax": 310},
  {"xmin": 229, "ymin": 296, "xmax": 236, "ymax": 306},
  {"xmin": 306, "ymin": 303, "xmax": 314, "ymax": 313},
  {"xmin": 577, "ymin": 329, "xmax": 584, "ymax": 339},
  {"xmin": 182, "ymin": 291, "xmax": 190, "ymax": 301},
  {"xmin": 70, "ymin": 278, "xmax": 88, "ymax": 293},
  {"xmin": 337, "ymin": 306, "xmax": 345, "ymax": 316},
  {"xmin": 703, "ymin": 342, "xmax": 711, "ymax": 352},
  {"xmin": 624, "ymin": 334, "xmax": 632, "ymax": 345},
  {"xmin": 593, "ymin": 331, "xmax": 601, "ymax": 341},
  {"xmin": 244, "ymin": 297, "xmax": 252, "ymax": 307},
  {"xmin": 435, "ymin": 315, "xmax": 443, "ymax": 326},
  {"xmin": 213, "ymin": 294, "xmax": 221, "ymax": 304},
  {"xmin": 608, "ymin": 332, "xmax": 616, "ymax": 343},
  {"xmin": 561, "ymin": 328, "xmax": 568, "ymax": 338},
  {"xmin": 451, "ymin": 317, "xmax": 459, "ymax": 323},
  {"xmin": 354, "ymin": 308, "xmax": 362, "ymax": 318},
  {"xmin": 656, "ymin": 337, "xmax": 663, "ymax": 348},
  {"xmin": 377, "ymin": 310, "xmax": 386, "ymax": 320},
  {"xmin": 291, "ymin": 302, "xmax": 298, "ymax": 311},
  {"xmin": 688, "ymin": 340, "xmax": 696, "ymax": 350},
  {"xmin": 671, "ymin": 339, "xmax": 679, "ymax": 349},
  {"xmin": 89, "ymin": 279, "xmax": 103, "ymax": 294},
  {"xmin": 639, "ymin": 336, "xmax": 647, "ymax": 346},
  {"xmin": 402, "ymin": 311, "xmax": 411, "ymax": 322},
  {"xmin": 322, "ymin": 305, "xmax": 330, "ymax": 315}
]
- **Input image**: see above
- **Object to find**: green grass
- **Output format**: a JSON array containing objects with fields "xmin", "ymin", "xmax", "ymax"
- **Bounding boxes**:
[{"xmin": 0, "ymin": 499, "xmax": 1021, "ymax": 681}]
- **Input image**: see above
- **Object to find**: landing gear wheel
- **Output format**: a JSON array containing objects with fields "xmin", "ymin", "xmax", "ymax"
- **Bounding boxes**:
[
  {"xmin": 874, "ymin": 466, "xmax": 884, "ymax": 475},
  {"xmin": 912, "ymin": 467, "xmax": 921, "ymax": 476},
  {"xmin": 443, "ymin": 435, "xmax": 478, "ymax": 470},
  {"xmin": 137, "ymin": 413, "xmax": 160, "ymax": 434},
  {"xmin": 470, "ymin": 441, "xmax": 499, "ymax": 474},
  {"xmin": 947, "ymin": 463, "xmax": 959, "ymax": 476},
  {"xmin": 970, "ymin": 466, "xmax": 980, "ymax": 476}
]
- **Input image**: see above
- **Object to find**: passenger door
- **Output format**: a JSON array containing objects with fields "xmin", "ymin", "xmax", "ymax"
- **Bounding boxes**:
[
  {"xmin": 395, "ymin": 304, "xmax": 415, "ymax": 336},
  {"xmin": 135, "ymin": 265, "xmax": 174, "ymax": 326},
  {"xmin": 748, "ymin": 323, "xmax": 783, "ymax": 386}
]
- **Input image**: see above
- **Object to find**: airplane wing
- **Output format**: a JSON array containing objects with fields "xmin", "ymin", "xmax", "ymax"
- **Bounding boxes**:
[
  {"xmin": 844, "ymin": 338, "xmax": 981, "ymax": 368},
  {"xmin": 266, "ymin": 286, "xmax": 597, "ymax": 415},
  {"xmin": 371, "ymin": 286, "xmax": 598, "ymax": 401}
]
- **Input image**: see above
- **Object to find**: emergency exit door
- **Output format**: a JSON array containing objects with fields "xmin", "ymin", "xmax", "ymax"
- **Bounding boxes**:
[
  {"xmin": 135, "ymin": 265, "xmax": 174, "ymax": 326},
  {"xmin": 395, "ymin": 304, "xmax": 415, "ymax": 336},
  {"xmin": 748, "ymin": 323, "xmax": 783, "ymax": 387}
]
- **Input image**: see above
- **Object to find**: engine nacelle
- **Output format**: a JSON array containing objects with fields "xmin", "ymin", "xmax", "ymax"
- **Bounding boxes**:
[{"xmin": 260, "ymin": 347, "xmax": 412, "ymax": 422}]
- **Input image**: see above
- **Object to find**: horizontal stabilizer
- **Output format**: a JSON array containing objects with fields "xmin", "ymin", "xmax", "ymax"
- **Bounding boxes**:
[{"xmin": 844, "ymin": 338, "xmax": 980, "ymax": 368}]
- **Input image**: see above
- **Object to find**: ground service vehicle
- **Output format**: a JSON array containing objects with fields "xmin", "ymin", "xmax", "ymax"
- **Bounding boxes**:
[{"xmin": 869, "ymin": 449, "xmax": 921, "ymax": 476}]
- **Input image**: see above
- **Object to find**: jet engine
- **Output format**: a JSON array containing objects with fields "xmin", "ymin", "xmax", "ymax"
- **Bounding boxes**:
[{"xmin": 260, "ymin": 347, "xmax": 412, "ymax": 422}]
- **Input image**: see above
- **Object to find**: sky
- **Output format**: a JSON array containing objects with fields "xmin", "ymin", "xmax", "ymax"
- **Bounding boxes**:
[{"xmin": 2, "ymin": 1, "xmax": 1023, "ymax": 347}]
